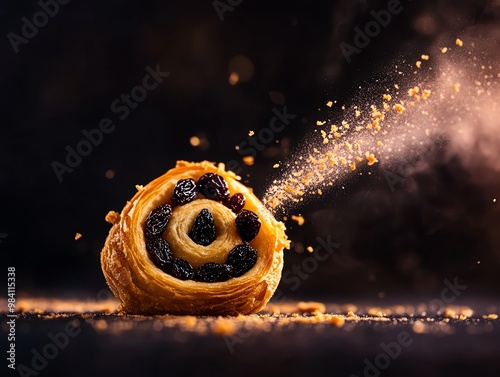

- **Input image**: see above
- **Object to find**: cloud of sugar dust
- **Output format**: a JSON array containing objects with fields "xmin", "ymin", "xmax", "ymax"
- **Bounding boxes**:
[
  {"xmin": 432, "ymin": 26, "xmax": 500, "ymax": 186},
  {"xmin": 262, "ymin": 24, "xmax": 500, "ymax": 216}
]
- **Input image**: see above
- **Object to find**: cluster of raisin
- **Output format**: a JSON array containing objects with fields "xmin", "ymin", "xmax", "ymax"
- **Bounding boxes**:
[{"xmin": 144, "ymin": 173, "xmax": 262, "ymax": 282}]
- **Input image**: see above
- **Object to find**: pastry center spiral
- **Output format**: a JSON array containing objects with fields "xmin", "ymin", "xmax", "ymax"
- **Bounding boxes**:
[
  {"xmin": 143, "ymin": 172, "xmax": 261, "ymax": 282},
  {"xmin": 164, "ymin": 199, "xmax": 241, "ymax": 268}
]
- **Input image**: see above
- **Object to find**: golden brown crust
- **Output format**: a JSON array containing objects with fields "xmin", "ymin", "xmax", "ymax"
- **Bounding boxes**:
[{"xmin": 101, "ymin": 161, "xmax": 289, "ymax": 315}]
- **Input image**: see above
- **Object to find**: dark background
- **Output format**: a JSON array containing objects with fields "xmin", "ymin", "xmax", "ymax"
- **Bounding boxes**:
[{"xmin": 1, "ymin": 0, "xmax": 499, "ymax": 302}]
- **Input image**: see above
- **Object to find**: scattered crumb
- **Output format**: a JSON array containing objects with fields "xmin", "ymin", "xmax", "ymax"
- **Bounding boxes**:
[
  {"xmin": 441, "ymin": 47, "xmax": 448, "ymax": 53},
  {"xmin": 291, "ymin": 214, "xmax": 305, "ymax": 226},
  {"xmin": 394, "ymin": 103, "xmax": 405, "ymax": 113},
  {"xmin": 408, "ymin": 86, "xmax": 419, "ymax": 96},
  {"xmin": 321, "ymin": 130, "xmax": 329, "ymax": 145},
  {"xmin": 482, "ymin": 314, "xmax": 498, "ymax": 320},
  {"xmin": 135, "ymin": 184, "xmax": 144, "ymax": 191},
  {"xmin": 183, "ymin": 316, "xmax": 198, "ymax": 329},
  {"xmin": 248, "ymin": 130, "xmax": 255, "ymax": 136},
  {"xmin": 228, "ymin": 72, "xmax": 239, "ymax": 85},
  {"xmin": 105, "ymin": 169, "xmax": 115, "ymax": 179},
  {"xmin": 105, "ymin": 211, "xmax": 121, "ymax": 224},
  {"xmin": 74, "ymin": 233, "xmax": 82, "ymax": 241},
  {"xmin": 9, "ymin": 297, "xmax": 500, "ymax": 341},
  {"xmin": 383, "ymin": 94, "xmax": 392, "ymax": 101},
  {"xmin": 329, "ymin": 316, "xmax": 345, "ymax": 327},
  {"xmin": 93, "ymin": 319, "xmax": 108, "ymax": 331},
  {"xmin": 212, "ymin": 319, "xmax": 237, "ymax": 335},
  {"xmin": 326, "ymin": 101, "xmax": 333, "ymax": 107},
  {"xmin": 189, "ymin": 136, "xmax": 200, "ymax": 147},
  {"xmin": 297, "ymin": 301, "xmax": 326, "ymax": 314},
  {"xmin": 412, "ymin": 321, "xmax": 426, "ymax": 334},
  {"xmin": 316, "ymin": 120, "xmax": 326, "ymax": 126},
  {"xmin": 367, "ymin": 308, "xmax": 380, "ymax": 316},
  {"xmin": 273, "ymin": 163, "xmax": 280, "ymax": 168},
  {"xmin": 453, "ymin": 83, "xmax": 461, "ymax": 92},
  {"xmin": 444, "ymin": 308, "xmax": 457, "ymax": 318},
  {"xmin": 455, "ymin": 38, "xmax": 463, "ymax": 47},
  {"xmin": 416, "ymin": 61, "xmax": 421, "ymax": 69},
  {"xmin": 460, "ymin": 307, "xmax": 474, "ymax": 318},
  {"xmin": 365, "ymin": 152, "xmax": 378, "ymax": 166},
  {"xmin": 422, "ymin": 89, "xmax": 431, "ymax": 99},
  {"xmin": 243, "ymin": 156, "xmax": 254, "ymax": 165},
  {"xmin": 306, "ymin": 246, "xmax": 314, "ymax": 253},
  {"xmin": 421, "ymin": 54, "xmax": 429, "ymax": 60}
]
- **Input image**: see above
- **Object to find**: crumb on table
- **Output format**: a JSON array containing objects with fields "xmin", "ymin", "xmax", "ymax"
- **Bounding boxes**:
[{"xmin": 297, "ymin": 301, "xmax": 326, "ymax": 314}]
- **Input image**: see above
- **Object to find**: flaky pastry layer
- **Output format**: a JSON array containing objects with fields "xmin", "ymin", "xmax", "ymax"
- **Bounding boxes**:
[{"xmin": 101, "ymin": 161, "xmax": 289, "ymax": 315}]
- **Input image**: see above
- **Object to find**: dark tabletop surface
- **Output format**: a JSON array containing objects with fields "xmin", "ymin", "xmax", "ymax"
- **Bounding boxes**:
[{"xmin": 2, "ymin": 298, "xmax": 499, "ymax": 377}]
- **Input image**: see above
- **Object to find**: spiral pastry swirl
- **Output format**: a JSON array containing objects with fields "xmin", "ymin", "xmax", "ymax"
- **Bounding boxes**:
[{"xmin": 101, "ymin": 161, "xmax": 289, "ymax": 315}]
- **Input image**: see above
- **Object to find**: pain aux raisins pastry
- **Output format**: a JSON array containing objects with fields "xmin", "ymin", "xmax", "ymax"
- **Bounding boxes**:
[{"xmin": 101, "ymin": 161, "xmax": 289, "ymax": 315}]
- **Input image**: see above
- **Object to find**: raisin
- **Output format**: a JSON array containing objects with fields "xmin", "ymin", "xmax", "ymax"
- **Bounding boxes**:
[
  {"xmin": 195, "ymin": 263, "xmax": 233, "ymax": 282},
  {"xmin": 235, "ymin": 209, "xmax": 261, "ymax": 242},
  {"xmin": 169, "ymin": 258, "xmax": 195, "ymax": 280},
  {"xmin": 227, "ymin": 243, "xmax": 258, "ymax": 277},
  {"xmin": 171, "ymin": 178, "xmax": 197, "ymax": 205},
  {"xmin": 188, "ymin": 209, "xmax": 216, "ymax": 246},
  {"xmin": 145, "ymin": 237, "xmax": 173, "ymax": 270},
  {"xmin": 196, "ymin": 173, "xmax": 230, "ymax": 201},
  {"xmin": 144, "ymin": 204, "xmax": 172, "ymax": 239},
  {"xmin": 224, "ymin": 193, "xmax": 246, "ymax": 214}
]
